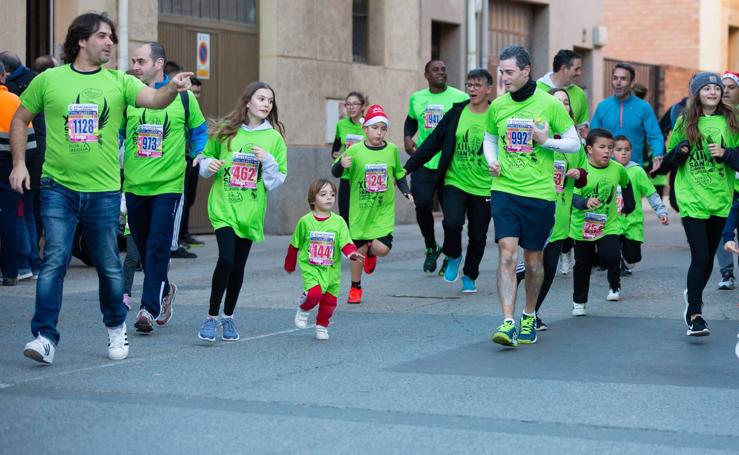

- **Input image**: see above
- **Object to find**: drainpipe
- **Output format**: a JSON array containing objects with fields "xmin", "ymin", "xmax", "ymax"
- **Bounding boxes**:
[
  {"xmin": 481, "ymin": 0, "xmax": 489, "ymax": 70},
  {"xmin": 467, "ymin": 0, "xmax": 477, "ymax": 73},
  {"xmin": 117, "ymin": 0, "xmax": 129, "ymax": 70}
]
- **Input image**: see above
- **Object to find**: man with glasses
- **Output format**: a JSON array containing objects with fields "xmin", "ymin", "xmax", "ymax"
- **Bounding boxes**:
[{"xmin": 404, "ymin": 69, "xmax": 493, "ymax": 293}]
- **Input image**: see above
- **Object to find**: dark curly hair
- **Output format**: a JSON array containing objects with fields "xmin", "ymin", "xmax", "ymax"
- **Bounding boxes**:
[{"xmin": 63, "ymin": 12, "xmax": 118, "ymax": 64}]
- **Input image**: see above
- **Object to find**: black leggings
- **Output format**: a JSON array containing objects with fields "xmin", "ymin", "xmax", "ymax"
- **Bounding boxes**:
[
  {"xmin": 535, "ymin": 239, "xmax": 565, "ymax": 313},
  {"xmin": 573, "ymin": 235, "xmax": 621, "ymax": 303},
  {"xmin": 561, "ymin": 237, "xmax": 574, "ymax": 254},
  {"xmin": 209, "ymin": 227, "xmax": 253, "ymax": 316},
  {"xmin": 411, "ymin": 166, "xmax": 438, "ymax": 249},
  {"xmin": 681, "ymin": 216, "xmax": 725, "ymax": 317},
  {"xmin": 338, "ymin": 178, "xmax": 350, "ymax": 225}
]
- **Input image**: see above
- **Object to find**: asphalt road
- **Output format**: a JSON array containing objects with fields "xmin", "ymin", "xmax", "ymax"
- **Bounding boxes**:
[{"xmin": 1, "ymin": 209, "xmax": 738, "ymax": 454}]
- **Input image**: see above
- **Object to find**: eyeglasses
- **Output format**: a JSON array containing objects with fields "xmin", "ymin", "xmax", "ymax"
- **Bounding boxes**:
[
  {"xmin": 345, "ymin": 102, "xmax": 363, "ymax": 107},
  {"xmin": 466, "ymin": 82, "xmax": 485, "ymax": 89}
]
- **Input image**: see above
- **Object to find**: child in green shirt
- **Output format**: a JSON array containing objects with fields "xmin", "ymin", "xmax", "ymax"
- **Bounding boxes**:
[
  {"xmin": 331, "ymin": 105, "xmax": 413, "ymax": 304},
  {"xmin": 197, "ymin": 81, "xmax": 288, "ymax": 342},
  {"xmin": 285, "ymin": 179, "xmax": 364, "ymax": 340}
]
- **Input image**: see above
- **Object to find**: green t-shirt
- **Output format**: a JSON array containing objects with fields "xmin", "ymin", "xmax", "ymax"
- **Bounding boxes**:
[
  {"xmin": 334, "ymin": 117, "xmax": 365, "ymax": 180},
  {"xmin": 535, "ymin": 80, "xmax": 589, "ymax": 126},
  {"xmin": 486, "ymin": 88, "xmax": 575, "ymax": 201},
  {"xmin": 202, "ymin": 126, "xmax": 288, "ymax": 242},
  {"xmin": 668, "ymin": 115, "xmax": 738, "ymax": 219},
  {"xmin": 408, "ymin": 86, "xmax": 469, "ymax": 169},
  {"xmin": 289, "ymin": 212, "xmax": 352, "ymax": 296},
  {"xmin": 123, "ymin": 91, "xmax": 205, "ymax": 195},
  {"xmin": 346, "ymin": 141, "xmax": 406, "ymax": 239},
  {"xmin": 444, "ymin": 106, "xmax": 491, "ymax": 197},
  {"xmin": 550, "ymin": 146, "xmax": 587, "ymax": 242},
  {"xmin": 618, "ymin": 162, "xmax": 657, "ymax": 242},
  {"xmin": 570, "ymin": 160, "xmax": 629, "ymax": 241},
  {"xmin": 20, "ymin": 64, "xmax": 145, "ymax": 192}
]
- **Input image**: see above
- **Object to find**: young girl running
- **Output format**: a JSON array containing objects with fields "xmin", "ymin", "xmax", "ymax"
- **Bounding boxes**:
[
  {"xmin": 659, "ymin": 72, "xmax": 739, "ymax": 336},
  {"xmin": 612, "ymin": 135, "xmax": 669, "ymax": 276},
  {"xmin": 331, "ymin": 92, "xmax": 367, "ymax": 224},
  {"xmin": 570, "ymin": 129, "xmax": 635, "ymax": 316},
  {"xmin": 197, "ymin": 81, "xmax": 288, "ymax": 342},
  {"xmin": 331, "ymin": 104, "xmax": 413, "ymax": 304},
  {"xmin": 284, "ymin": 179, "xmax": 364, "ymax": 339}
]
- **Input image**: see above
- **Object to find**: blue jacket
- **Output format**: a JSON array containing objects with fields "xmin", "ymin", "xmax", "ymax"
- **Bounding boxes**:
[{"xmin": 591, "ymin": 94, "xmax": 664, "ymax": 164}]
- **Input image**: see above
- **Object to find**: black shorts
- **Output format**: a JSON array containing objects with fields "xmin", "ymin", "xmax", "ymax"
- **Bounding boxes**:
[
  {"xmin": 491, "ymin": 190, "xmax": 555, "ymax": 251},
  {"xmin": 353, "ymin": 234, "xmax": 393, "ymax": 250}
]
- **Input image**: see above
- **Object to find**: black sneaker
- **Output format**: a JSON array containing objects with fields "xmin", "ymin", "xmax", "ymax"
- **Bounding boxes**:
[
  {"xmin": 423, "ymin": 245, "xmax": 441, "ymax": 273},
  {"xmin": 686, "ymin": 316, "xmax": 710, "ymax": 337},
  {"xmin": 171, "ymin": 246, "xmax": 197, "ymax": 259},
  {"xmin": 2, "ymin": 277, "xmax": 18, "ymax": 286},
  {"xmin": 183, "ymin": 234, "xmax": 205, "ymax": 246},
  {"xmin": 620, "ymin": 258, "xmax": 632, "ymax": 276},
  {"xmin": 535, "ymin": 316, "xmax": 548, "ymax": 331},
  {"xmin": 438, "ymin": 256, "xmax": 450, "ymax": 277}
]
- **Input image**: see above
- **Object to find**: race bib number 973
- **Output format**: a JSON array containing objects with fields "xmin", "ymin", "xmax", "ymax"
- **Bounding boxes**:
[
  {"xmin": 68, "ymin": 103, "xmax": 99, "ymax": 143},
  {"xmin": 136, "ymin": 124, "xmax": 164, "ymax": 158}
]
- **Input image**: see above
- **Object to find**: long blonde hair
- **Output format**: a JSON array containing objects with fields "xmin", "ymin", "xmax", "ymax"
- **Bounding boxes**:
[
  {"xmin": 210, "ymin": 81, "xmax": 286, "ymax": 148},
  {"xmin": 679, "ymin": 91, "xmax": 739, "ymax": 145}
]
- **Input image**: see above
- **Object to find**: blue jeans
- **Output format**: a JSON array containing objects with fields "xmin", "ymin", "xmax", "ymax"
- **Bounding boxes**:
[
  {"xmin": 16, "ymin": 189, "xmax": 42, "ymax": 275},
  {"xmin": 31, "ymin": 178, "xmax": 126, "ymax": 345},
  {"xmin": 0, "ymin": 176, "xmax": 20, "ymax": 279},
  {"xmin": 125, "ymin": 192, "xmax": 180, "ymax": 317}
]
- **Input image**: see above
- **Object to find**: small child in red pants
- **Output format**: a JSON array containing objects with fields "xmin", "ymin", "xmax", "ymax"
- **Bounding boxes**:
[{"xmin": 284, "ymin": 179, "xmax": 364, "ymax": 339}]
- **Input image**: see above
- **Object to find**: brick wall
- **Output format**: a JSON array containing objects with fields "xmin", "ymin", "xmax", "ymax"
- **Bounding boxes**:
[
  {"xmin": 659, "ymin": 65, "xmax": 696, "ymax": 115},
  {"xmin": 603, "ymin": 0, "xmax": 700, "ymax": 68}
]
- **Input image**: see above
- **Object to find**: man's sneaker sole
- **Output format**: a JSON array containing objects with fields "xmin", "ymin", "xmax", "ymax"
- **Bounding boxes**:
[
  {"xmin": 156, "ymin": 284, "xmax": 177, "ymax": 326},
  {"xmin": 686, "ymin": 328, "xmax": 710, "ymax": 337},
  {"xmin": 518, "ymin": 336, "xmax": 537, "ymax": 345},
  {"xmin": 134, "ymin": 321, "xmax": 153, "ymax": 333},
  {"xmin": 23, "ymin": 348, "xmax": 52, "ymax": 364},
  {"xmin": 492, "ymin": 333, "xmax": 517, "ymax": 347},
  {"xmin": 198, "ymin": 333, "xmax": 216, "ymax": 342}
]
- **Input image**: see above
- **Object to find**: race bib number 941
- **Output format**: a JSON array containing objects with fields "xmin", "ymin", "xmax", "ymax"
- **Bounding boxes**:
[
  {"xmin": 230, "ymin": 152, "xmax": 259, "ymax": 189},
  {"xmin": 67, "ymin": 103, "xmax": 99, "ymax": 143},
  {"xmin": 423, "ymin": 104, "xmax": 444, "ymax": 129},
  {"xmin": 309, "ymin": 231, "xmax": 335, "ymax": 266},
  {"xmin": 505, "ymin": 118, "xmax": 534, "ymax": 153},
  {"xmin": 365, "ymin": 163, "xmax": 388, "ymax": 193}
]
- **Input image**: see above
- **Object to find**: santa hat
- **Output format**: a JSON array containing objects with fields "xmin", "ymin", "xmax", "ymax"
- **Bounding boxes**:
[
  {"xmin": 362, "ymin": 104, "xmax": 390, "ymax": 127},
  {"xmin": 722, "ymin": 71, "xmax": 739, "ymax": 86}
]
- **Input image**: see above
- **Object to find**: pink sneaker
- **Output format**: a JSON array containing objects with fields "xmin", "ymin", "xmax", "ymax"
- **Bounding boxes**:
[{"xmin": 123, "ymin": 293, "xmax": 131, "ymax": 310}]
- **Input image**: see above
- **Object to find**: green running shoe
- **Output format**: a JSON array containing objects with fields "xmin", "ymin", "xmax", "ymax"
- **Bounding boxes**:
[
  {"xmin": 492, "ymin": 320, "xmax": 518, "ymax": 346},
  {"xmin": 423, "ymin": 244, "xmax": 442, "ymax": 273},
  {"xmin": 518, "ymin": 314, "xmax": 537, "ymax": 344}
]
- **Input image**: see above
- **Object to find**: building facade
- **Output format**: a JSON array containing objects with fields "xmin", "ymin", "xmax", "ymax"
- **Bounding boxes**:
[{"xmin": 3, "ymin": 0, "xmax": 606, "ymax": 234}]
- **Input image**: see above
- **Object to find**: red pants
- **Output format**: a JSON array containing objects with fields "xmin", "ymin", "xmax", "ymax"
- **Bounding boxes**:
[{"xmin": 299, "ymin": 285, "xmax": 338, "ymax": 327}]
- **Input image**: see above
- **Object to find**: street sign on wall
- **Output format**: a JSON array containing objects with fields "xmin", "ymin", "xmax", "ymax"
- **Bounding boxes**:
[{"xmin": 196, "ymin": 32, "xmax": 210, "ymax": 79}]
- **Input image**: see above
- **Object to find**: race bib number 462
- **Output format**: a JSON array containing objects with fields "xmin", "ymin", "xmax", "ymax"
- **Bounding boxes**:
[
  {"xmin": 136, "ymin": 124, "xmax": 164, "ymax": 158},
  {"xmin": 67, "ymin": 103, "xmax": 99, "ymax": 143},
  {"xmin": 309, "ymin": 231, "xmax": 335, "ymax": 266},
  {"xmin": 365, "ymin": 163, "xmax": 388, "ymax": 193},
  {"xmin": 230, "ymin": 152, "xmax": 259, "ymax": 189},
  {"xmin": 505, "ymin": 118, "xmax": 534, "ymax": 153}
]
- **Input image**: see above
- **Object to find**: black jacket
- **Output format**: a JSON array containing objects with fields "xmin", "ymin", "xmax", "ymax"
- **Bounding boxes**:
[{"xmin": 403, "ymin": 100, "xmax": 472, "ymax": 186}]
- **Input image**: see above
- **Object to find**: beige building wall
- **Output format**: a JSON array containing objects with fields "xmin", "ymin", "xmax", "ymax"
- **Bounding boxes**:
[{"xmin": 0, "ymin": 2, "xmax": 26, "ymax": 59}]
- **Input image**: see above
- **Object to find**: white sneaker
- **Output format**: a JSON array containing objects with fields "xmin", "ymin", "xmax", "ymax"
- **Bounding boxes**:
[
  {"xmin": 23, "ymin": 335, "xmax": 55, "ymax": 365},
  {"xmin": 107, "ymin": 324, "xmax": 129, "ymax": 360},
  {"xmin": 294, "ymin": 306, "xmax": 310, "ymax": 329},
  {"xmin": 572, "ymin": 302, "xmax": 587, "ymax": 317},
  {"xmin": 18, "ymin": 271, "xmax": 33, "ymax": 281},
  {"xmin": 606, "ymin": 288, "xmax": 620, "ymax": 301},
  {"xmin": 559, "ymin": 251, "xmax": 574, "ymax": 275},
  {"xmin": 315, "ymin": 325, "xmax": 329, "ymax": 340}
]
